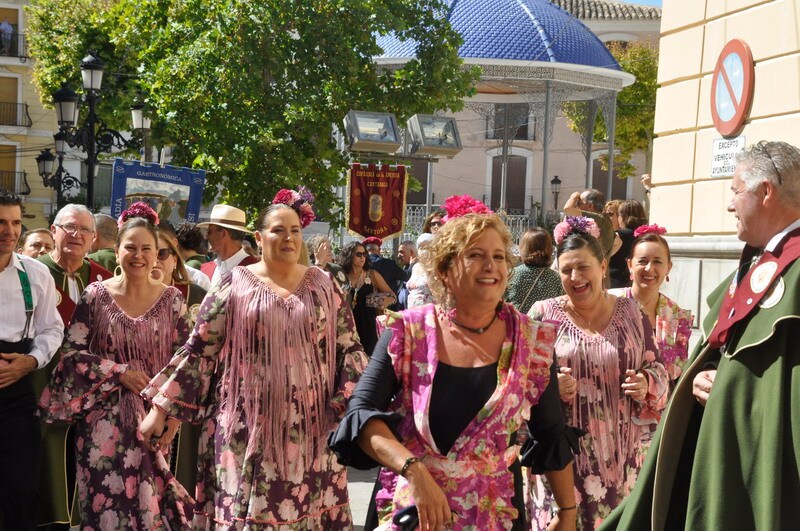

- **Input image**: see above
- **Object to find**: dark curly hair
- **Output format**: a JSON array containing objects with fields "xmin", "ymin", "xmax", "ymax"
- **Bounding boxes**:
[
  {"xmin": 519, "ymin": 227, "xmax": 553, "ymax": 267},
  {"xmin": 338, "ymin": 241, "xmax": 371, "ymax": 274},
  {"xmin": 175, "ymin": 221, "xmax": 207, "ymax": 254}
]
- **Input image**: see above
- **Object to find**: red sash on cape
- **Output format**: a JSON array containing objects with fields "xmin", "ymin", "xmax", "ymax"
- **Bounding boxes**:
[
  {"xmin": 709, "ymin": 228, "xmax": 800, "ymax": 349},
  {"xmin": 54, "ymin": 260, "xmax": 112, "ymax": 325}
]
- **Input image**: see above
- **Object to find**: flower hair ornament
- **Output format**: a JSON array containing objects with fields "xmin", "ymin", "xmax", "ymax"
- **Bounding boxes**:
[
  {"xmin": 272, "ymin": 186, "xmax": 315, "ymax": 228},
  {"xmin": 553, "ymin": 216, "xmax": 601, "ymax": 245},
  {"xmin": 441, "ymin": 194, "xmax": 493, "ymax": 222},
  {"xmin": 634, "ymin": 224, "xmax": 668, "ymax": 238},
  {"xmin": 118, "ymin": 201, "xmax": 160, "ymax": 229}
]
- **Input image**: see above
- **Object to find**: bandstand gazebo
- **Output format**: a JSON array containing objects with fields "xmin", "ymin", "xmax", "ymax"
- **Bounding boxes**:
[{"xmin": 375, "ymin": 0, "xmax": 635, "ymax": 215}]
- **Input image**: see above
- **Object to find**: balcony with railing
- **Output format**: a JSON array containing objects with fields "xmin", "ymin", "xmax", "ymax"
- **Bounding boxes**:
[
  {"xmin": 0, "ymin": 32, "xmax": 27, "ymax": 60},
  {"xmin": 0, "ymin": 102, "xmax": 32, "ymax": 127},
  {"xmin": 0, "ymin": 170, "xmax": 30, "ymax": 195}
]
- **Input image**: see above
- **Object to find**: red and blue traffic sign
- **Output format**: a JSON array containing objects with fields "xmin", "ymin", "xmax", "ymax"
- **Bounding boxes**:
[{"xmin": 711, "ymin": 39, "xmax": 755, "ymax": 138}]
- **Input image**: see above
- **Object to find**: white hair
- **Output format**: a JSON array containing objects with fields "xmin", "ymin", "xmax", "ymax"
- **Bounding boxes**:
[{"xmin": 53, "ymin": 204, "xmax": 95, "ymax": 229}]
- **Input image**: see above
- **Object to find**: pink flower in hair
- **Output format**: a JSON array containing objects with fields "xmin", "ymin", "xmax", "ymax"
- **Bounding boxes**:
[
  {"xmin": 117, "ymin": 201, "xmax": 159, "ymax": 228},
  {"xmin": 441, "ymin": 194, "xmax": 492, "ymax": 222},
  {"xmin": 553, "ymin": 216, "xmax": 600, "ymax": 244},
  {"xmin": 272, "ymin": 188, "xmax": 316, "ymax": 228},
  {"xmin": 634, "ymin": 224, "xmax": 668, "ymax": 238}
]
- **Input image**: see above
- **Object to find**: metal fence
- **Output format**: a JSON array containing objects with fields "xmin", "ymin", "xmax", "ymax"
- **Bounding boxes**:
[
  {"xmin": 0, "ymin": 102, "xmax": 32, "ymax": 127},
  {"xmin": 331, "ymin": 203, "xmax": 552, "ymax": 251},
  {"xmin": 0, "ymin": 170, "xmax": 30, "ymax": 195}
]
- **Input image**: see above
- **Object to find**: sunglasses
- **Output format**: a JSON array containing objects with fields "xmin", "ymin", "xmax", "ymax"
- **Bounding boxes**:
[
  {"xmin": 756, "ymin": 140, "xmax": 783, "ymax": 185},
  {"xmin": 430, "ymin": 221, "xmax": 443, "ymax": 227},
  {"xmin": 157, "ymin": 248, "xmax": 176, "ymax": 260},
  {"xmin": 354, "ymin": 251, "xmax": 367, "ymax": 258}
]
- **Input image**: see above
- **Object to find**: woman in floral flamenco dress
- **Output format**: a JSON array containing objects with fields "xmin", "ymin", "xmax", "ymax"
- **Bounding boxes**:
[
  {"xmin": 140, "ymin": 189, "xmax": 367, "ymax": 530},
  {"xmin": 39, "ymin": 205, "xmax": 193, "ymax": 529},
  {"xmin": 528, "ymin": 217, "xmax": 669, "ymax": 530}
]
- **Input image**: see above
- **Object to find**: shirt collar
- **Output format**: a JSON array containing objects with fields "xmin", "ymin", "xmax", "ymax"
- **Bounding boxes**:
[
  {"xmin": 764, "ymin": 218, "xmax": 800, "ymax": 253},
  {"xmin": 11, "ymin": 252, "xmax": 24, "ymax": 272},
  {"xmin": 217, "ymin": 247, "xmax": 248, "ymax": 267}
]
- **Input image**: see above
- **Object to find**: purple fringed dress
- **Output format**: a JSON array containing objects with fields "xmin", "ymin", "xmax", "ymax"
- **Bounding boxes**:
[
  {"xmin": 39, "ymin": 283, "xmax": 193, "ymax": 530},
  {"xmin": 143, "ymin": 267, "xmax": 368, "ymax": 530},
  {"xmin": 527, "ymin": 296, "xmax": 669, "ymax": 530}
]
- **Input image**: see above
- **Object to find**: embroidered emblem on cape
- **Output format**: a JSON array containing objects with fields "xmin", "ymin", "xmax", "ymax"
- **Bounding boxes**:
[
  {"xmin": 759, "ymin": 277, "xmax": 784, "ymax": 309},
  {"xmin": 96, "ymin": 274, "xmax": 103, "ymax": 282},
  {"xmin": 750, "ymin": 262, "xmax": 777, "ymax": 294},
  {"xmin": 55, "ymin": 290, "xmax": 62, "ymax": 306}
]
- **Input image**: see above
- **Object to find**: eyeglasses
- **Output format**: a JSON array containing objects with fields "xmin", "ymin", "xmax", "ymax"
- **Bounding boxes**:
[
  {"xmin": 55, "ymin": 223, "xmax": 93, "ymax": 237},
  {"xmin": 756, "ymin": 140, "xmax": 783, "ymax": 185},
  {"xmin": 354, "ymin": 251, "xmax": 367, "ymax": 258},
  {"xmin": 157, "ymin": 248, "xmax": 176, "ymax": 260},
  {"xmin": 430, "ymin": 221, "xmax": 443, "ymax": 227}
]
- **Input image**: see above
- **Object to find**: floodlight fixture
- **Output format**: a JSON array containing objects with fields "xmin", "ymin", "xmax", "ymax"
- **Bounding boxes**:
[
  {"xmin": 407, "ymin": 114, "xmax": 462, "ymax": 158},
  {"xmin": 343, "ymin": 110, "xmax": 402, "ymax": 154}
]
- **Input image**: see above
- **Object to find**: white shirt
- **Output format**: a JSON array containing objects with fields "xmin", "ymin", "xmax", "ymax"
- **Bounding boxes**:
[
  {"xmin": 0, "ymin": 254, "xmax": 64, "ymax": 368},
  {"xmin": 765, "ymin": 218, "xmax": 800, "ymax": 253},
  {"xmin": 211, "ymin": 247, "xmax": 249, "ymax": 285},
  {"xmin": 186, "ymin": 264, "xmax": 211, "ymax": 291}
]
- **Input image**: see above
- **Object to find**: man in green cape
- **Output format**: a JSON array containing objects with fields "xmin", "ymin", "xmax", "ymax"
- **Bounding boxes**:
[{"xmin": 601, "ymin": 140, "xmax": 800, "ymax": 530}]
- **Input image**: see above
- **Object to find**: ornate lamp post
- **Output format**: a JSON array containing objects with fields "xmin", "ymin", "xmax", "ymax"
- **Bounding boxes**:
[
  {"xmin": 36, "ymin": 148, "xmax": 82, "ymax": 211},
  {"xmin": 50, "ymin": 52, "xmax": 150, "ymax": 209},
  {"xmin": 550, "ymin": 175, "xmax": 562, "ymax": 211}
]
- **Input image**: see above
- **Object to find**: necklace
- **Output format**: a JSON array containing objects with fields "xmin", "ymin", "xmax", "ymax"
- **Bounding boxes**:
[
  {"xmin": 564, "ymin": 298, "xmax": 604, "ymax": 332},
  {"xmin": 448, "ymin": 309, "xmax": 499, "ymax": 334}
]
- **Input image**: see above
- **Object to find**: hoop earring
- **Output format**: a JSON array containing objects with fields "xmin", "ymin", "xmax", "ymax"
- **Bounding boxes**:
[
  {"xmin": 149, "ymin": 268, "xmax": 165, "ymax": 286},
  {"xmin": 114, "ymin": 265, "xmax": 125, "ymax": 284}
]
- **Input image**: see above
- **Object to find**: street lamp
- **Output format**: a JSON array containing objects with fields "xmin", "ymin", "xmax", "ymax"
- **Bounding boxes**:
[
  {"xmin": 550, "ymin": 175, "xmax": 562, "ymax": 211},
  {"xmin": 36, "ymin": 148, "xmax": 83, "ymax": 211},
  {"xmin": 49, "ymin": 52, "xmax": 151, "ymax": 210}
]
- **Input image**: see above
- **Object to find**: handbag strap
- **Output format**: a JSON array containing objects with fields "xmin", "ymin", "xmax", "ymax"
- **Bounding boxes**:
[{"xmin": 520, "ymin": 267, "xmax": 547, "ymax": 310}]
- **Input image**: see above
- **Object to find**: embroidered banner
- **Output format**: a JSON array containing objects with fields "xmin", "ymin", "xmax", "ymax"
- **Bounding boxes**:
[
  {"xmin": 346, "ymin": 163, "xmax": 407, "ymax": 239},
  {"xmin": 110, "ymin": 158, "xmax": 206, "ymax": 224}
]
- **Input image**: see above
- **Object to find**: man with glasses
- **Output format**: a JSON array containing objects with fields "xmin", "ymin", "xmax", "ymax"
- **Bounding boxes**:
[
  {"xmin": 603, "ymin": 141, "xmax": 800, "ymax": 530},
  {"xmin": 36, "ymin": 203, "xmax": 112, "ymax": 529},
  {"xmin": 0, "ymin": 190, "xmax": 63, "ymax": 530}
]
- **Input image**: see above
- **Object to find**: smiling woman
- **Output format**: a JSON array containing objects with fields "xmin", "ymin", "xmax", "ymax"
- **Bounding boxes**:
[
  {"xmin": 527, "ymin": 216, "xmax": 669, "ymax": 529},
  {"xmin": 331, "ymin": 211, "xmax": 581, "ymax": 530}
]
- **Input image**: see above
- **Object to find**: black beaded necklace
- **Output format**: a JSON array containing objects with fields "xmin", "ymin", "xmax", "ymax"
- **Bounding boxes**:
[{"xmin": 447, "ymin": 304, "xmax": 501, "ymax": 334}]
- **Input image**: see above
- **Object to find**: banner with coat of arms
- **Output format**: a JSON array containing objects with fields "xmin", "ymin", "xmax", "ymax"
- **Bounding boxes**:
[{"xmin": 346, "ymin": 163, "xmax": 407, "ymax": 239}]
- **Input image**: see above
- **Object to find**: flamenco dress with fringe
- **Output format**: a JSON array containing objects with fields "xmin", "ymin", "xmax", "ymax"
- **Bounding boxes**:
[
  {"xmin": 142, "ymin": 267, "xmax": 368, "ymax": 530},
  {"xmin": 527, "ymin": 296, "xmax": 669, "ymax": 530},
  {"xmin": 39, "ymin": 283, "xmax": 194, "ymax": 530}
]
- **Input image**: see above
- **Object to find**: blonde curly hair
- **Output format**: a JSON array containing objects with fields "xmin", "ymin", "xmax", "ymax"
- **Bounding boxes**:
[{"xmin": 422, "ymin": 213, "xmax": 514, "ymax": 306}]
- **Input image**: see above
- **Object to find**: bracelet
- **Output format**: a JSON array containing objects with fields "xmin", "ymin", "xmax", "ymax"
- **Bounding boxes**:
[
  {"xmin": 400, "ymin": 456, "xmax": 421, "ymax": 477},
  {"xmin": 556, "ymin": 505, "xmax": 577, "ymax": 513}
]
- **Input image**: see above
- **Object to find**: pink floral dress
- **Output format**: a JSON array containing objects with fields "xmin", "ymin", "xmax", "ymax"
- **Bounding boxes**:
[
  {"xmin": 609, "ymin": 287, "xmax": 693, "ymax": 383},
  {"xmin": 527, "ymin": 296, "xmax": 669, "ymax": 530},
  {"xmin": 142, "ymin": 267, "xmax": 367, "ymax": 530},
  {"xmin": 342, "ymin": 303, "xmax": 556, "ymax": 530},
  {"xmin": 39, "ymin": 283, "xmax": 193, "ymax": 530}
]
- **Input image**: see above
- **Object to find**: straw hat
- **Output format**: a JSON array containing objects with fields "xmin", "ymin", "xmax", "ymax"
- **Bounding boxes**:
[{"xmin": 196, "ymin": 204, "xmax": 249, "ymax": 232}]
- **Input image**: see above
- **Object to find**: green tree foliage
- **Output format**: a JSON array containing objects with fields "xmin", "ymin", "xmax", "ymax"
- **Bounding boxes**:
[
  {"xmin": 27, "ymin": 0, "xmax": 478, "ymax": 219},
  {"xmin": 562, "ymin": 41, "xmax": 658, "ymax": 179}
]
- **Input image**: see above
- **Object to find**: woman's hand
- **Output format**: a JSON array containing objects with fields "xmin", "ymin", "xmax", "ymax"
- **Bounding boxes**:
[
  {"xmin": 621, "ymin": 369, "xmax": 648, "ymax": 401},
  {"xmin": 120, "ymin": 369, "xmax": 151, "ymax": 394},
  {"xmin": 692, "ymin": 369, "xmax": 716, "ymax": 406},
  {"xmin": 139, "ymin": 407, "xmax": 168, "ymax": 452},
  {"xmin": 156, "ymin": 417, "xmax": 181, "ymax": 452},
  {"xmin": 405, "ymin": 462, "xmax": 452, "ymax": 530},
  {"xmin": 557, "ymin": 367, "xmax": 577, "ymax": 402}
]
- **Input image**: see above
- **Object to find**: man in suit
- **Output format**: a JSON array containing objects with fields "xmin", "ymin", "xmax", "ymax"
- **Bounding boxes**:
[
  {"xmin": 602, "ymin": 140, "xmax": 800, "ymax": 530},
  {"xmin": 197, "ymin": 204, "xmax": 258, "ymax": 285}
]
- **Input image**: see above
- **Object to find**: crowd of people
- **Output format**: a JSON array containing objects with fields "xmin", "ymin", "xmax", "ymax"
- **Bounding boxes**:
[{"xmin": 0, "ymin": 139, "xmax": 798, "ymax": 530}]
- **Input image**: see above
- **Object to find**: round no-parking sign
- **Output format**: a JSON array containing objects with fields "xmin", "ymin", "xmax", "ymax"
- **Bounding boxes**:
[{"xmin": 711, "ymin": 39, "xmax": 755, "ymax": 137}]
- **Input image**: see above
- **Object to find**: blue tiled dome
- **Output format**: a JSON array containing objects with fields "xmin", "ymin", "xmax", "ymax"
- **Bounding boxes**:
[{"xmin": 377, "ymin": 0, "xmax": 620, "ymax": 70}]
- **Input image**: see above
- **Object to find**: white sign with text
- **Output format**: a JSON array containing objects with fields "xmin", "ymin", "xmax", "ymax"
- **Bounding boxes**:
[{"xmin": 711, "ymin": 136, "xmax": 746, "ymax": 177}]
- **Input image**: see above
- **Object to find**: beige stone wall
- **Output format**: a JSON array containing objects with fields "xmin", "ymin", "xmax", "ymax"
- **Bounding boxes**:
[
  {"xmin": 653, "ymin": 0, "xmax": 800, "ymax": 236},
  {"xmin": 652, "ymin": 0, "xmax": 800, "ymax": 332}
]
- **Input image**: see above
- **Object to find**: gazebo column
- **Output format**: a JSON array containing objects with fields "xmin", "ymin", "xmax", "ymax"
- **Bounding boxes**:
[
  {"xmin": 540, "ymin": 80, "xmax": 553, "ymax": 212},
  {"xmin": 597, "ymin": 90, "xmax": 618, "ymax": 199},
  {"xmin": 584, "ymin": 100, "xmax": 597, "ymax": 189}
]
